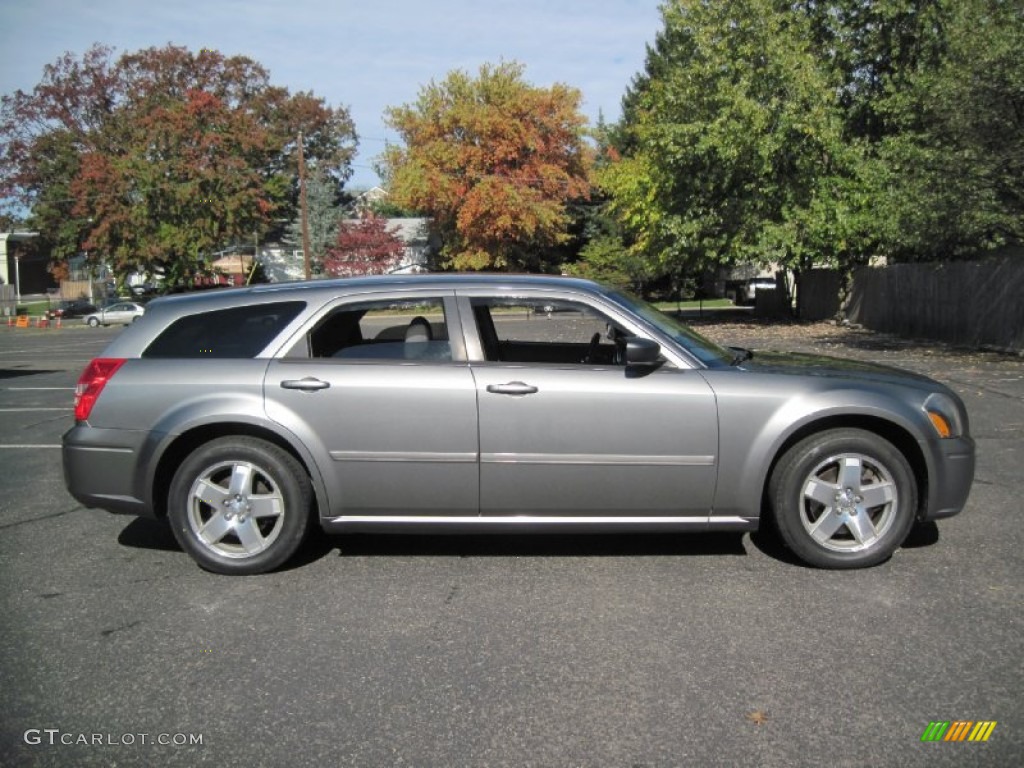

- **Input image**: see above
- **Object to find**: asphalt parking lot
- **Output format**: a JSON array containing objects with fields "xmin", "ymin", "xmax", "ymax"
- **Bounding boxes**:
[{"xmin": 1, "ymin": 319, "xmax": 1021, "ymax": 767}]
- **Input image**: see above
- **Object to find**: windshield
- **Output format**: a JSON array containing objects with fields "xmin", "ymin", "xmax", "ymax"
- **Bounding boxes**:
[{"xmin": 606, "ymin": 289, "xmax": 734, "ymax": 367}]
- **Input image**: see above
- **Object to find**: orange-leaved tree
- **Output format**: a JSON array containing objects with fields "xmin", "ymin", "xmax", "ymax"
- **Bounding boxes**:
[{"xmin": 380, "ymin": 61, "xmax": 592, "ymax": 271}]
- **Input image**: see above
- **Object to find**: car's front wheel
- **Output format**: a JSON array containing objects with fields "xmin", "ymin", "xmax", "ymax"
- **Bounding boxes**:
[
  {"xmin": 770, "ymin": 428, "xmax": 917, "ymax": 569},
  {"xmin": 167, "ymin": 437, "xmax": 312, "ymax": 574},
  {"xmin": 87, "ymin": 316, "xmax": 99, "ymax": 327}
]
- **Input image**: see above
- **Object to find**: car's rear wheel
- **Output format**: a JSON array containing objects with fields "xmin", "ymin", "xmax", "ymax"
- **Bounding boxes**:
[
  {"xmin": 87, "ymin": 316, "xmax": 99, "ymax": 327},
  {"xmin": 770, "ymin": 428, "xmax": 917, "ymax": 569},
  {"xmin": 168, "ymin": 437, "xmax": 312, "ymax": 574}
]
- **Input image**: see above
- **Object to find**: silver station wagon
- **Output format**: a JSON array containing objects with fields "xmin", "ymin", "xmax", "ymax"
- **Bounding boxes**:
[{"xmin": 63, "ymin": 274, "xmax": 975, "ymax": 574}]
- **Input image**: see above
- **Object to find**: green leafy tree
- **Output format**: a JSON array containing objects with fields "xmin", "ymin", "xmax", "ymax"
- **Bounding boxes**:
[
  {"xmin": 794, "ymin": 0, "xmax": 1022, "ymax": 261},
  {"xmin": 867, "ymin": 0, "xmax": 1024, "ymax": 258},
  {"xmin": 284, "ymin": 165, "xmax": 343, "ymax": 274},
  {"xmin": 565, "ymin": 234, "xmax": 656, "ymax": 293},
  {"xmin": 0, "ymin": 44, "xmax": 356, "ymax": 289},
  {"xmin": 795, "ymin": 0, "xmax": 950, "ymax": 144},
  {"xmin": 605, "ymin": 0, "xmax": 857, "ymax": 286},
  {"xmin": 380, "ymin": 61, "xmax": 592, "ymax": 271},
  {"xmin": 600, "ymin": 0, "xmax": 1021, "ymax": 317}
]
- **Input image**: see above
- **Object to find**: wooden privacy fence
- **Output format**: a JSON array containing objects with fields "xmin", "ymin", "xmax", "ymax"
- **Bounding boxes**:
[
  {"xmin": 60, "ymin": 280, "xmax": 93, "ymax": 300},
  {"xmin": 0, "ymin": 284, "xmax": 15, "ymax": 316},
  {"xmin": 796, "ymin": 255, "xmax": 1023, "ymax": 352},
  {"xmin": 845, "ymin": 255, "xmax": 1024, "ymax": 352}
]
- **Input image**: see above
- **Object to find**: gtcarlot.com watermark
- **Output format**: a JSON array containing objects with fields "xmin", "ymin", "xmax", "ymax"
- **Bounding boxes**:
[{"xmin": 24, "ymin": 729, "xmax": 203, "ymax": 747}]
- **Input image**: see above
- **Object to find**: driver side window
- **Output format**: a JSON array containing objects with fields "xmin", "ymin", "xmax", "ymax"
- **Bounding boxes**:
[{"xmin": 470, "ymin": 297, "xmax": 629, "ymax": 365}]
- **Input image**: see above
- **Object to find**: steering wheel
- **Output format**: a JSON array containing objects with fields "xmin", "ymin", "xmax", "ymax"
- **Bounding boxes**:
[
  {"xmin": 583, "ymin": 332, "xmax": 601, "ymax": 364},
  {"xmin": 612, "ymin": 336, "xmax": 626, "ymax": 366}
]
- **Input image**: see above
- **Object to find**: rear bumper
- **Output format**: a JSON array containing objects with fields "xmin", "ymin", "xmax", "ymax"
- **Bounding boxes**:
[
  {"xmin": 921, "ymin": 435, "xmax": 976, "ymax": 521},
  {"xmin": 62, "ymin": 425, "xmax": 152, "ymax": 516}
]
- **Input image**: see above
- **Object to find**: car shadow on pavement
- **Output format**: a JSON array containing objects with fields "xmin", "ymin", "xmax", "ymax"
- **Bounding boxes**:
[
  {"xmin": 117, "ymin": 517, "xmax": 179, "ymax": 551},
  {"xmin": 116, "ymin": 517, "xmax": 339, "ymax": 570},
  {"xmin": 330, "ymin": 531, "xmax": 748, "ymax": 559},
  {"xmin": 902, "ymin": 521, "xmax": 941, "ymax": 548},
  {"xmin": 746, "ymin": 520, "xmax": 941, "ymax": 567},
  {"xmin": 747, "ymin": 527, "xmax": 804, "ymax": 566},
  {"xmin": 116, "ymin": 519, "xmax": 938, "ymax": 569},
  {"xmin": 115, "ymin": 521, "xmax": 750, "ymax": 569}
]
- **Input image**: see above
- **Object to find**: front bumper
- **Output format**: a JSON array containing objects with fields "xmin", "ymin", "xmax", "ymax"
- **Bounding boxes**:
[{"xmin": 921, "ymin": 435, "xmax": 976, "ymax": 521}]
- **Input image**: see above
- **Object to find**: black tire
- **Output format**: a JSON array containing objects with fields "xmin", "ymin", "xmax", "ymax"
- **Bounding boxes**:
[
  {"xmin": 769, "ymin": 428, "xmax": 917, "ymax": 569},
  {"xmin": 87, "ymin": 316, "xmax": 99, "ymax": 327},
  {"xmin": 167, "ymin": 436, "xmax": 312, "ymax": 574}
]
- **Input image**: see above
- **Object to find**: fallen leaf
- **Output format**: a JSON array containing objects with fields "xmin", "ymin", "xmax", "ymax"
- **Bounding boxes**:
[{"xmin": 746, "ymin": 710, "xmax": 769, "ymax": 726}]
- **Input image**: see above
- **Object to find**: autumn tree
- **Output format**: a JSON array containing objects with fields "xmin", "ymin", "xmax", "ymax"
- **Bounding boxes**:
[
  {"xmin": 324, "ymin": 214, "xmax": 405, "ymax": 276},
  {"xmin": 380, "ymin": 61, "xmax": 592, "ymax": 271},
  {"xmin": 0, "ymin": 44, "xmax": 356, "ymax": 288}
]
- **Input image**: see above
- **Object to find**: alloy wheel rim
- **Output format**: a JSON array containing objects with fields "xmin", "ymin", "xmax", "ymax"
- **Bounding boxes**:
[
  {"xmin": 799, "ymin": 452, "xmax": 898, "ymax": 553},
  {"xmin": 186, "ymin": 460, "xmax": 285, "ymax": 559}
]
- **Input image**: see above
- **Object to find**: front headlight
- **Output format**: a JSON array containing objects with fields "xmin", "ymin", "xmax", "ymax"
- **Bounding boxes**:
[{"xmin": 924, "ymin": 393, "xmax": 964, "ymax": 439}]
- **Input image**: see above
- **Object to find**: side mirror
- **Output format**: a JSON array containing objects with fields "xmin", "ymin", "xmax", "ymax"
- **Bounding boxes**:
[{"xmin": 625, "ymin": 337, "xmax": 661, "ymax": 366}]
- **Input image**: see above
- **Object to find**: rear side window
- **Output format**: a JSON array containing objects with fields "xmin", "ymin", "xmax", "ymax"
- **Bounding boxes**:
[
  {"xmin": 305, "ymin": 298, "xmax": 452, "ymax": 361},
  {"xmin": 143, "ymin": 301, "xmax": 306, "ymax": 358}
]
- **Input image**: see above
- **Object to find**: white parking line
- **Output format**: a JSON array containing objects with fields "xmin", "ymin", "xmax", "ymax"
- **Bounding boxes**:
[
  {"xmin": 6, "ymin": 387, "xmax": 75, "ymax": 390},
  {"xmin": 0, "ymin": 344, "xmax": 108, "ymax": 354},
  {"xmin": 0, "ymin": 444, "xmax": 61, "ymax": 448},
  {"xmin": 0, "ymin": 408, "xmax": 72, "ymax": 412}
]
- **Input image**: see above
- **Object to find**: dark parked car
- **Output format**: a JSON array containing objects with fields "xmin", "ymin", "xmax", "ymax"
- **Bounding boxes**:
[
  {"xmin": 47, "ymin": 299, "xmax": 97, "ymax": 320},
  {"xmin": 63, "ymin": 275, "xmax": 975, "ymax": 574}
]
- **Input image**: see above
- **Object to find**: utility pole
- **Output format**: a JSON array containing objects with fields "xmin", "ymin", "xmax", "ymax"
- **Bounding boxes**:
[
  {"xmin": 297, "ymin": 131, "xmax": 313, "ymax": 280},
  {"xmin": 247, "ymin": 228, "xmax": 258, "ymax": 285}
]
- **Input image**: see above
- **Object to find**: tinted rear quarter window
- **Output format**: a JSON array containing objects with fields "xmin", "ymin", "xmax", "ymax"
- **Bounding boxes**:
[{"xmin": 143, "ymin": 301, "xmax": 306, "ymax": 358}]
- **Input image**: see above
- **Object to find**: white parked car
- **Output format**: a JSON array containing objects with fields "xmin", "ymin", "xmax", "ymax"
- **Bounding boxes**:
[
  {"xmin": 739, "ymin": 277, "xmax": 777, "ymax": 305},
  {"xmin": 83, "ymin": 301, "xmax": 146, "ymax": 327}
]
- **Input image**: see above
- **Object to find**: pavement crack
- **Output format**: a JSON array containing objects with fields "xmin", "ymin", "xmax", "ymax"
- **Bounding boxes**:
[
  {"xmin": 22, "ymin": 414, "xmax": 71, "ymax": 429},
  {"xmin": 100, "ymin": 620, "xmax": 142, "ymax": 637}
]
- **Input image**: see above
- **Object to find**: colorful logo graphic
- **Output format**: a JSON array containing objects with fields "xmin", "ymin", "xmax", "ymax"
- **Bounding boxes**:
[{"xmin": 920, "ymin": 721, "xmax": 997, "ymax": 742}]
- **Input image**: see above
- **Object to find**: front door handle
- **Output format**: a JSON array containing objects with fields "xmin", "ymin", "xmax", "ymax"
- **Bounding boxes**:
[
  {"xmin": 281, "ymin": 377, "xmax": 330, "ymax": 392},
  {"xmin": 486, "ymin": 381, "xmax": 538, "ymax": 396}
]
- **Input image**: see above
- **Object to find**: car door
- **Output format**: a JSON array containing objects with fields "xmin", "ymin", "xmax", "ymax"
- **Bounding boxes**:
[
  {"xmin": 264, "ymin": 291, "xmax": 479, "ymax": 518},
  {"xmin": 104, "ymin": 303, "xmax": 130, "ymax": 324},
  {"xmin": 459, "ymin": 291, "xmax": 719, "ymax": 518}
]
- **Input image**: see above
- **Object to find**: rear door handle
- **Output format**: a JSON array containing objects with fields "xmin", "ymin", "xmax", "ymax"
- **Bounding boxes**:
[
  {"xmin": 486, "ymin": 381, "xmax": 538, "ymax": 396},
  {"xmin": 281, "ymin": 377, "xmax": 330, "ymax": 392}
]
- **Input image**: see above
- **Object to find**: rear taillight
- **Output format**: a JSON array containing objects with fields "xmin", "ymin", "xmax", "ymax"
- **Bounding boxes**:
[{"xmin": 74, "ymin": 358, "xmax": 126, "ymax": 421}]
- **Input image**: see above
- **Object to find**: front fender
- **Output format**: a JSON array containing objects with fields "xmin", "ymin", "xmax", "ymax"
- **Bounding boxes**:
[{"xmin": 703, "ymin": 373, "xmax": 935, "ymax": 519}]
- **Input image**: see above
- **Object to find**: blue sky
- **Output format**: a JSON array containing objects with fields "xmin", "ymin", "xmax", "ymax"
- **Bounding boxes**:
[{"xmin": 0, "ymin": 0, "xmax": 664, "ymax": 189}]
